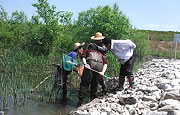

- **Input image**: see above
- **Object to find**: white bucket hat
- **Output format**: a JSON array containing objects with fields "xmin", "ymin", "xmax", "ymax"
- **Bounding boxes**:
[
  {"xmin": 74, "ymin": 42, "xmax": 85, "ymax": 50},
  {"xmin": 91, "ymin": 32, "xmax": 105, "ymax": 40}
]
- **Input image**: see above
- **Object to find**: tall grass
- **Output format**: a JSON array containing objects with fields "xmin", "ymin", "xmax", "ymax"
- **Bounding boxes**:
[{"xmin": 0, "ymin": 45, "xmax": 64, "ymax": 109}]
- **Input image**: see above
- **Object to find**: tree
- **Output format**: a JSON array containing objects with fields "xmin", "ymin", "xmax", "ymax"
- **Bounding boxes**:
[
  {"xmin": 32, "ymin": 0, "xmax": 57, "ymax": 25},
  {"xmin": 0, "ymin": 5, "xmax": 15, "ymax": 45},
  {"xmin": 10, "ymin": 11, "xmax": 28, "ymax": 24},
  {"xmin": 0, "ymin": 5, "xmax": 8, "ymax": 22},
  {"xmin": 32, "ymin": 0, "xmax": 73, "ymax": 26},
  {"xmin": 74, "ymin": 3, "xmax": 132, "ymax": 43},
  {"xmin": 31, "ymin": 0, "xmax": 74, "ymax": 54}
]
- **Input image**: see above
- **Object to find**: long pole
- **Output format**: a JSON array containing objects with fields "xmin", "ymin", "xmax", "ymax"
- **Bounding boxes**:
[
  {"xmin": 31, "ymin": 74, "xmax": 52, "ymax": 93},
  {"xmin": 66, "ymin": 61, "xmax": 110, "ymax": 79}
]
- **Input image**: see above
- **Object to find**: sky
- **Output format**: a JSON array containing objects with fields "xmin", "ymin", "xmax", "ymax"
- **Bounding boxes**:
[{"xmin": 1, "ymin": 0, "xmax": 180, "ymax": 32}]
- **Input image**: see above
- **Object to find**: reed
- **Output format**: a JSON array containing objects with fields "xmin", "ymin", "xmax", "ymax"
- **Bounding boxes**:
[{"xmin": 0, "ymin": 46, "xmax": 62, "ymax": 109}]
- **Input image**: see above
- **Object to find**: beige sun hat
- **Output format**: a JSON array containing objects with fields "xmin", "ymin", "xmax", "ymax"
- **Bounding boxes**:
[
  {"xmin": 91, "ymin": 32, "xmax": 105, "ymax": 40},
  {"xmin": 74, "ymin": 42, "xmax": 85, "ymax": 50}
]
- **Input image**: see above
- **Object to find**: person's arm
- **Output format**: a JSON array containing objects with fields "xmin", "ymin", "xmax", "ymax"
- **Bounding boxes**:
[
  {"xmin": 99, "ymin": 64, "xmax": 107, "ymax": 76},
  {"xmin": 82, "ymin": 58, "xmax": 87, "ymax": 64},
  {"xmin": 95, "ymin": 44, "xmax": 107, "ymax": 52},
  {"xmin": 127, "ymin": 40, "xmax": 136, "ymax": 49},
  {"xmin": 82, "ymin": 57, "xmax": 91, "ymax": 69},
  {"xmin": 98, "ymin": 53, "xmax": 107, "ymax": 76}
]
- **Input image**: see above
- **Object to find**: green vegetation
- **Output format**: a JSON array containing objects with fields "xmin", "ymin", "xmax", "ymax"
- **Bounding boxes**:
[
  {"xmin": 140, "ymin": 30, "xmax": 180, "ymax": 41},
  {"xmin": 138, "ymin": 30, "xmax": 180, "ymax": 58}
]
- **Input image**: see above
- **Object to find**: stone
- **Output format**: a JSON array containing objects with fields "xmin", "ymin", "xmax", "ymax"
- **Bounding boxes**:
[
  {"xmin": 145, "ymin": 111, "xmax": 167, "ymax": 115},
  {"xmin": 174, "ymin": 72, "xmax": 180, "ymax": 79},
  {"xmin": 0, "ymin": 111, "xmax": 4, "ymax": 115},
  {"xmin": 69, "ymin": 59, "xmax": 180, "ymax": 115},
  {"xmin": 142, "ymin": 95, "xmax": 157, "ymax": 102},
  {"xmin": 164, "ymin": 93, "xmax": 180, "ymax": 101},
  {"xmin": 167, "ymin": 110, "xmax": 180, "ymax": 115},
  {"xmin": 158, "ymin": 105, "xmax": 179, "ymax": 112}
]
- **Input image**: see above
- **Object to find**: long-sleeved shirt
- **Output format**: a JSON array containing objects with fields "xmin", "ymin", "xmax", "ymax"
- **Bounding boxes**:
[
  {"xmin": 110, "ymin": 39, "xmax": 136, "ymax": 64},
  {"xmin": 68, "ymin": 51, "xmax": 77, "ymax": 59}
]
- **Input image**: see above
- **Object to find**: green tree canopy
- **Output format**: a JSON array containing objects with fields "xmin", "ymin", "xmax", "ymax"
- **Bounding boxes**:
[{"xmin": 74, "ymin": 3, "xmax": 132, "ymax": 43}]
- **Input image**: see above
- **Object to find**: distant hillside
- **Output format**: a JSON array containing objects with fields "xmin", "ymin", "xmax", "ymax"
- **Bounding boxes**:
[
  {"xmin": 138, "ymin": 30, "xmax": 180, "ymax": 59},
  {"xmin": 139, "ymin": 30, "xmax": 180, "ymax": 41}
]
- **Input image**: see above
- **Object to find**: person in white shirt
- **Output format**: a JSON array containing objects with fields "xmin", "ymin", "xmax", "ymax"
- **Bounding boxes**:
[{"xmin": 102, "ymin": 37, "xmax": 136, "ymax": 91}]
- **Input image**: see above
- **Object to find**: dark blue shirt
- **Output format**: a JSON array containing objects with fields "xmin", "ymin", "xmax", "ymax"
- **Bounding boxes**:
[{"xmin": 68, "ymin": 51, "xmax": 77, "ymax": 59}]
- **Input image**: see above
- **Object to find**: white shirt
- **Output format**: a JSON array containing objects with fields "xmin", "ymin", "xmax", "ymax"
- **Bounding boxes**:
[{"xmin": 110, "ymin": 39, "xmax": 136, "ymax": 64}]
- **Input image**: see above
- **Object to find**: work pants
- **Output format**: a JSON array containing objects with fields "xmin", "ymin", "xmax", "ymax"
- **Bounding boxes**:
[
  {"xmin": 78, "ymin": 67, "xmax": 100, "ymax": 104},
  {"xmin": 119, "ymin": 51, "xmax": 136, "ymax": 88}
]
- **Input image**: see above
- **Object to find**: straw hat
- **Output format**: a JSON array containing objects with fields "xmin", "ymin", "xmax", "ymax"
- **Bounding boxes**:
[
  {"xmin": 74, "ymin": 42, "xmax": 85, "ymax": 50},
  {"xmin": 91, "ymin": 32, "xmax": 105, "ymax": 40}
]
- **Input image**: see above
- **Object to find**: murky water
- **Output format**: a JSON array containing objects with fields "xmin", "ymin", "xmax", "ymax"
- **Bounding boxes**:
[
  {"xmin": 1, "ymin": 89, "xmax": 79, "ymax": 115},
  {"xmin": 3, "ymin": 98, "xmax": 77, "ymax": 115}
]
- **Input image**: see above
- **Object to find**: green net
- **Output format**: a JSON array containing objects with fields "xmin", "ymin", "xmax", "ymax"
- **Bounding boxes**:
[{"xmin": 62, "ymin": 53, "xmax": 78, "ymax": 71}]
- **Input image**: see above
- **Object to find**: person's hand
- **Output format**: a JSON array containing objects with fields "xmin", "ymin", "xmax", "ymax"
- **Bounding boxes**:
[
  {"xmin": 98, "ymin": 72, "xmax": 104, "ymax": 76},
  {"xmin": 85, "ymin": 64, "xmax": 91, "ymax": 69},
  {"xmin": 77, "ymin": 64, "xmax": 80, "ymax": 67}
]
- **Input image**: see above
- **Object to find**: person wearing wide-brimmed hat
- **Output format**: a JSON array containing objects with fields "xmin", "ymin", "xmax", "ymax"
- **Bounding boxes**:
[
  {"xmin": 77, "ymin": 43, "xmax": 107, "ymax": 107},
  {"xmin": 102, "ymin": 37, "xmax": 136, "ymax": 91},
  {"xmin": 90, "ymin": 32, "xmax": 108, "ymax": 95},
  {"xmin": 91, "ymin": 32, "xmax": 108, "ymax": 56},
  {"xmin": 55, "ymin": 42, "xmax": 85, "ymax": 103}
]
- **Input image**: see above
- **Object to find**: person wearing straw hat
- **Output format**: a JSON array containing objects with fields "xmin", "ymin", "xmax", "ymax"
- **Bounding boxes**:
[
  {"xmin": 91, "ymin": 32, "xmax": 108, "ymax": 95},
  {"xmin": 55, "ymin": 42, "xmax": 85, "ymax": 103},
  {"xmin": 102, "ymin": 37, "xmax": 136, "ymax": 91},
  {"xmin": 91, "ymin": 32, "xmax": 108, "ymax": 57},
  {"xmin": 77, "ymin": 43, "xmax": 107, "ymax": 107}
]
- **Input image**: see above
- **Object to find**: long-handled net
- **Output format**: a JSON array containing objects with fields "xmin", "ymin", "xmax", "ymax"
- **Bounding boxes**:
[{"xmin": 62, "ymin": 53, "xmax": 79, "ymax": 71}]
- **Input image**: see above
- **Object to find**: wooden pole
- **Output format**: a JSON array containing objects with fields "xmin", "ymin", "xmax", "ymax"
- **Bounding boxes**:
[
  {"xmin": 31, "ymin": 75, "xmax": 52, "ymax": 93},
  {"xmin": 175, "ymin": 41, "xmax": 177, "ymax": 59}
]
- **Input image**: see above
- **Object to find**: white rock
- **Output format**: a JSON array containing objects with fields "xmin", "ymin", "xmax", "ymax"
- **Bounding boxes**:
[
  {"xmin": 174, "ymin": 72, "xmax": 180, "ymax": 79},
  {"xmin": 142, "ymin": 95, "xmax": 157, "ymax": 102}
]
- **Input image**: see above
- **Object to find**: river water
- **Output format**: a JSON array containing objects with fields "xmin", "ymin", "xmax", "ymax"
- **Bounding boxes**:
[
  {"xmin": 3, "ymin": 98, "xmax": 77, "ymax": 115},
  {"xmin": 2, "ymin": 90, "xmax": 79, "ymax": 115},
  {"xmin": 4, "ymin": 100, "xmax": 76, "ymax": 115}
]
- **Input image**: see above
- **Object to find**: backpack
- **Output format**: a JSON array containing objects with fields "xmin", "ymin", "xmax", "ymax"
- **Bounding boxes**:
[{"xmin": 86, "ymin": 51, "xmax": 103, "ymax": 72}]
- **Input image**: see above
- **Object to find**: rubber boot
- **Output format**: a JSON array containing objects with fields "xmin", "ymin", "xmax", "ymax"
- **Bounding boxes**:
[
  {"xmin": 77, "ymin": 85, "xmax": 87, "ymax": 107},
  {"xmin": 62, "ymin": 75, "xmax": 68, "ymax": 103},
  {"xmin": 117, "ymin": 76, "xmax": 125, "ymax": 91},
  {"xmin": 128, "ymin": 75, "xmax": 135, "ymax": 89},
  {"xmin": 101, "ymin": 87, "xmax": 107, "ymax": 96}
]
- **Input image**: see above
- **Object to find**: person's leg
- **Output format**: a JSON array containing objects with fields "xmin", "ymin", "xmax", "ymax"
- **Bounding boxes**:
[
  {"xmin": 54, "ymin": 66, "xmax": 62, "ymax": 102},
  {"xmin": 90, "ymin": 71, "xmax": 99, "ymax": 100},
  {"xmin": 62, "ymin": 75, "xmax": 68, "ymax": 101},
  {"xmin": 118, "ymin": 64, "xmax": 126, "ymax": 91},
  {"xmin": 125, "ymin": 51, "xmax": 136, "ymax": 89},
  {"xmin": 97, "ymin": 74, "xmax": 106, "ymax": 95},
  {"xmin": 78, "ymin": 68, "xmax": 92, "ymax": 106},
  {"xmin": 54, "ymin": 66, "xmax": 62, "ymax": 91},
  {"xmin": 128, "ymin": 75, "xmax": 135, "ymax": 88},
  {"xmin": 62, "ymin": 70, "xmax": 71, "ymax": 102}
]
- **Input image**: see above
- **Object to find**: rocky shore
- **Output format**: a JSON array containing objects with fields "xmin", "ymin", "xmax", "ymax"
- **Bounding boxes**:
[{"xmin": 69, "ymin": 58, "xmax": 180, "ymax": 115}]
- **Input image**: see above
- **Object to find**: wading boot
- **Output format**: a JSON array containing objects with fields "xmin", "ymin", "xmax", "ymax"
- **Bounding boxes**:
[
  {"xmin": 128, "ymin": 75, "xmax": 135, "ymax": 89},
  {"xmin": 116, "ymin": 77, "xmax": 125, "ymax": 91}
]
